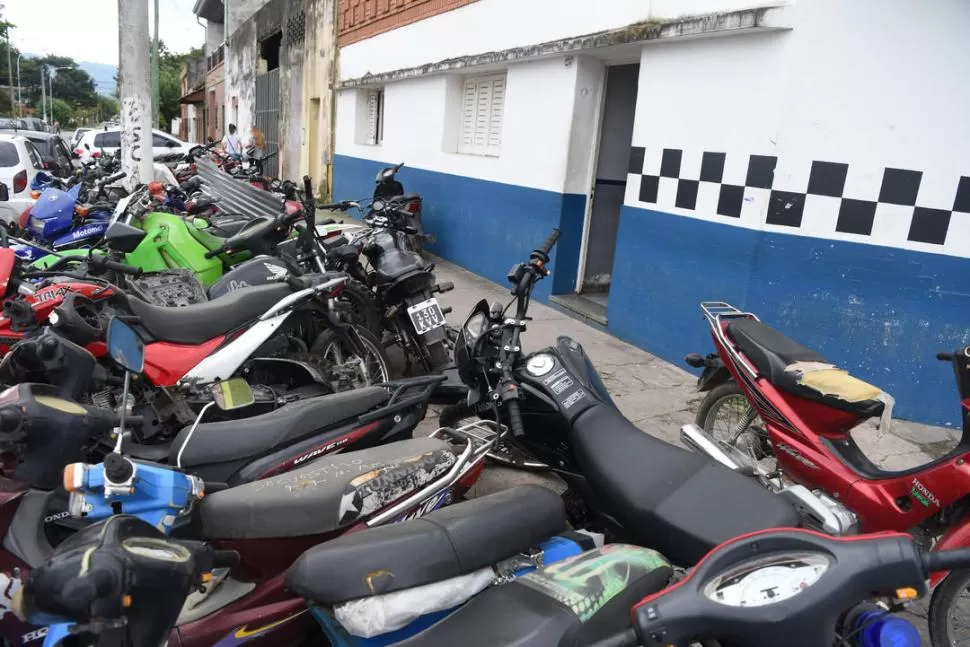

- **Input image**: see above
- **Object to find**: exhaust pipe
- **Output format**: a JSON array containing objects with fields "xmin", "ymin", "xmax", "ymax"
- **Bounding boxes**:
[{"xmin": 680, "ymin": 424, "xmax": 753, "ymax": 475}]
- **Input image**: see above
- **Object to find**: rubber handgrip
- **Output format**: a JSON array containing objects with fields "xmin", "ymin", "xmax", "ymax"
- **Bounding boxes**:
[
  {"xmin": 204, "ymin": 247, "xmax": 223, "ymax": 259},
  {"xmin": 506, "ymin": 399, "xmax": 525, "ymax": 438},
  {"xmin": 209, "ymin": 549, "xmax": 240, "ymax": 569},
  {"xmin": 539, "ymin": 229, "xmax": 561, "ymax": 256},
  {"xmin": 923, "ymin": 547, "xmax": 970, "ymax": 574},
  {"xmin": 937, "ymin": 352, "xmax": 953, "ymax": 361},
  {"xmin": 102, "ymin": 259, "xmax": 142, "ymax": 276}
]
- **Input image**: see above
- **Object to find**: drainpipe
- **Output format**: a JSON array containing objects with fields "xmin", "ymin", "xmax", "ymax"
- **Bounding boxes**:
[{"xmin": 326, "ymin": 0, "xmax": 338, "ymax": 199}]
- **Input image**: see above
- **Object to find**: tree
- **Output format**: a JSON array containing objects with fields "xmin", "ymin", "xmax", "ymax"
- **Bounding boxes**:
[
  {"xmin": 36, "ymin": 98, "xmax": 72, "ymax": 124},
  {"xmin": 43, "ymin": 57, "xmax": 98, "ymax": 109},
  {"xmin": 155, "ymin": 43, "xmax": 203, "ymax": 131},
  {"xmin": 97, "ymin": 95, "xmax": 119, "ymax": 121}
]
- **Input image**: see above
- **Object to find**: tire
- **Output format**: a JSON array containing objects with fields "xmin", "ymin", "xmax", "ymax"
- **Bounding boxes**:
[
  {"xmin": 439, "ymin": 401, "xmax": 474, "ymax": 429},
  {"xmin": 694, "ymin": 381, "xmax": 771, "ymax": 463},
  {"xmin": 310, "ymin": 327, "xmax": 392, "ymax": 389},
  {"xmin": 340, "ymin": 278, "xmax": 382, "ymax": 338},
  {"xmin": 929, "ymin": 568, "xmax": 970, "ymax": 647},
  {"xmin": 427, "ymin": 340, "xmax": 450, "ymax": 369}
]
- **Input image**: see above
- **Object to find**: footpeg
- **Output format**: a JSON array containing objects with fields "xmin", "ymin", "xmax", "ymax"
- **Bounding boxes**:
[
  {"xmin": 434, "ymin": 282, "xmax": 454, "ymax": 294},
  {"xmin": 441, "ymin": 306, "xmax": 453, "ymax": 315}
]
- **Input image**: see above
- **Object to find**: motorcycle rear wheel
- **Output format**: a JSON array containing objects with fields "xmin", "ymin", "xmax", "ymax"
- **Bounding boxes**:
[
  {"xmin": 695, "ymin": 381, "xmax": 772, "ymax": 464},
  {"xmin": 311, "ymin": 327, "xmax": 391, "ymax": 389},
  {"xmin": 929, "ymin": 567, "xmax": 970, "ymax": 647},
  {"xmin": 340, "ymin": 278, "xmax": 382, "ymax": 338}
]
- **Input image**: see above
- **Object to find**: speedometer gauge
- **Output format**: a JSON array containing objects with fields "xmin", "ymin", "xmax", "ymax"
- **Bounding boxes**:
[{"xmin": 703, "ymin": 552, "xmax": 830, "ymax": 607}]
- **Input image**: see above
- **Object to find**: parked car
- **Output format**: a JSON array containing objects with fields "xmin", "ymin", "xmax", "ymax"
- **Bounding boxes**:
[
  {"xmin": 75, "ymin": 127, "xmax": 192, "ymax": 162},
  {"xmin": 0, "ymin": 134, "xmax": 45, "ymax": 225},
  {"xmin": 0, "ymin": 130, "xmax": 76, "ymax": 178},
  {"xmin": 0, "ymin": 117, "xmax": 28, "ymax": 130},
  {"xmin": 20, "ymin": 117, "xmax": 47, "ymax": 132},
  {"xmin": 69, "ymin": 127, "xmax": 91, "ymax": 150}
]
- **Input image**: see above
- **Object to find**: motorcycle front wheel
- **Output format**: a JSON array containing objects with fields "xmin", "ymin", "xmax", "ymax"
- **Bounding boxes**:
[
  {"xmin": 311, "ymin": 327, "xmax": 392, "ymax": 390},
  {"xmin": 929, "ymin": 567, "xmax": 970, "ymax": 647}
]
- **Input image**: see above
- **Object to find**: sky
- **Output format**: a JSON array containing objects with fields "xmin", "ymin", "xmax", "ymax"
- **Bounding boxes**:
[{"xmin": 4, "ymin": 0, "xmax": 205, "ymax": 65}]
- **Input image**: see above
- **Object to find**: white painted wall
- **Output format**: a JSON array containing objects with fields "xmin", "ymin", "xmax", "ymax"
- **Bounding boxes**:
[
  {"xmin": 339, "ymin": 0, "xmax": 782, "ymax": 80},
  {"xmin": 336, "ymin": 56, "xmax": 581, "ymax": 193},
  {"xmin": 623, "ymin": 0, "xmax": 970, "ymax": 257}
]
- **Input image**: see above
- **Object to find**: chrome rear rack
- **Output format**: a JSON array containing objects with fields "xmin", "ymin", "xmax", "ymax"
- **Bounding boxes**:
[{"xmin": 700, "ymin": 301, "xmax": 760, "ymax": 325}]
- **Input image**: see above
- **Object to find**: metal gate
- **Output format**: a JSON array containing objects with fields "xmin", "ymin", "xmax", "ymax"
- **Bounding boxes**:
[{"xmin": 255, "ymin": 68, "xmax": 280, "ymax": 178}]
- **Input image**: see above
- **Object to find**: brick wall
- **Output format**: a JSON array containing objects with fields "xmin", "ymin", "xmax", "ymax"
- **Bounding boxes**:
[{"xmin": 339, "ymin": 0, "xmax": 479, "ymax": 46}]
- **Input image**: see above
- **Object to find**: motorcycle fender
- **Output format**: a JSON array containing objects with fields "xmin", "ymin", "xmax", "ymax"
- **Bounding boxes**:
[
  {"xmin": 930, "ymin": 514, "xmax": 970, "ymax": 586},
  {"xmin": 698, "ymin": 364, "xmax": 732, "ymax": 392},
  {"xmin": 208, "ymin": 256, "xmax": 290, "ymax": 299}
]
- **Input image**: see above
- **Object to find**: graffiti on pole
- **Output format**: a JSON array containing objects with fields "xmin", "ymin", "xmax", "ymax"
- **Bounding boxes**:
[{"xmin": 121, "ymin": 97, "xmax": 144, "ymax": 163}]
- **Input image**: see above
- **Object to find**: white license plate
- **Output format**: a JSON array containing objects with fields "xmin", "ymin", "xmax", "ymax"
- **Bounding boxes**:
[{"xmin": 407, "ymin": 298, "xmax": 447, "ymax": 335}]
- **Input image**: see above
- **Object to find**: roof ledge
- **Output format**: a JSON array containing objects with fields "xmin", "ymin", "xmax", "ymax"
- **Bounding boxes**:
[{"xmin": 340, "ymin": 5, "xmax": 793, "ymax": 88}]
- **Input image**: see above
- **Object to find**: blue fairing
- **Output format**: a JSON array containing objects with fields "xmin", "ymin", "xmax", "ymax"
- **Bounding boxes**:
[
  {"xmin": 30, "ymin": 171, "xmax": 53, "ymax": 190},
  {"xmin": 13, "ymin": 243, "xmax": 48, "ymax": 262},
  {"xmin": 52, "ymin": 220, "xmax": 110, "ymax": 248},
  {"xmin": 30, "ymin": 188, "xmax": 77, "ymax": 240}
]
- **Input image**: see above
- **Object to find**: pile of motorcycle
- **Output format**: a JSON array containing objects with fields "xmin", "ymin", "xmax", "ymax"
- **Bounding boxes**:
[{"xmin": 0, "ymin": 219, "xmax": 964, "ymax": 647}]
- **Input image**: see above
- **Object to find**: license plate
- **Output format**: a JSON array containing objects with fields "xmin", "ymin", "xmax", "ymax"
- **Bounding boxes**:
[{"xmin": 407, "ymin": 298, "xmax": 446, "ymax": 335}]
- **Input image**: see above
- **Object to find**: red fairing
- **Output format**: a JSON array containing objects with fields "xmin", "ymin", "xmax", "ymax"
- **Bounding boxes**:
[
  {"xmin": 284, "ymin": 200, "xmax": 302, "ymax": 216},
  {"xmin": 142, "ymin": 337, "xmax": 225, "ymax": 387},
  {"xmin": 929, "ymin": 516, "xmax": 970, "ymax": 586},
  {"xmin": 0, "ymin": 249, "xmax": 14, "ymax": 297},
  {"xmin": 0, "ymin": 281, "xmax": 114, "ymax": 355}
]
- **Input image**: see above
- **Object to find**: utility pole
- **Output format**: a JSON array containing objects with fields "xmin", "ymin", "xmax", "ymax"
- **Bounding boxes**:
[
  {"xmin": 118, "ymin": 0, "xmax": 153, "ymax": 187},
  {"xmin": 151, "ymin": 0, "xmax": 160, "ymax": 128},
  {"xmin": 40, "ymin": 65, "xmax": 46, "ymax": 123},
  {"xmin": 5, "ymin": 31, "xmax": 12, "ymax": 115},
  {"xmin": 15, "ymin": 52, "xmax": 21, "ymax": 116}
]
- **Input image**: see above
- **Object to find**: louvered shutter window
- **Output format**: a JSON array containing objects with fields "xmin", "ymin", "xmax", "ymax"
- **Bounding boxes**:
[
  {"xmin": 365, "ymin": 89, "xmax": 384, "ymax": 146},
  {"xmin": 458, "ymin": 73, "xmax": 506, "ymax": 156}
]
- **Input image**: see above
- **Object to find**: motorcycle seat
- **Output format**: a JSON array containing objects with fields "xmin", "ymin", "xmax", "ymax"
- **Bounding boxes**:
[
  {"xmin": 204, "ymin": 213, "xmax": 253, "ymax": 237},
  {"xmin": 199, "ymin": 437, "xmax": 457, "ymax": 539},
  {"xmin": 285, "ymin": 485, "xmax": 567, "ymax": 604},
  {"xmin": 170, "ymin": 388, "xmax": 390, "ymax": 477},
  {"xmin": 726, "ymin": 318, "xmax": 885, "ymax": 418},
  {"xmin": 125, "ymin": 282, "xmax": 293, "ymax": 344},
  {"xmin": 570, "ymin": 403, "xmax": 800, "ymax": 566},
  {"xmin": 397, "ymin": 544, "xmax": 672, "ymax": 647}
]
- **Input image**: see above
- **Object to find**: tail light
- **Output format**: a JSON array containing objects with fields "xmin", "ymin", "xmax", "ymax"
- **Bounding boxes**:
[
  {"xmin": 74, "ymin": 148, "xmax": 84, "ymax": 158},
  {"xmin": 148, "ymin": 182, "xmax": 164, "ymax": 195},
  {"xmin": 12, "ymin": 170, "xmax": 27, "ymax": 194},
  {"xmin": 406, "ymin": 199, "xmax": 421, "ymax": 213},
  {"xmin": 19, "ymin": 207, "xmax": 31, "ymax": 229},
  {"xmin": 91, "ymin": 151, "xmax": 101, "ymax": 159}
]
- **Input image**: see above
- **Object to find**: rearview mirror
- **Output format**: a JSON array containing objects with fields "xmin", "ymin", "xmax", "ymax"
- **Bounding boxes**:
[
  {"xmin": 107, "ymin": 317, "xmax": 144, "ymax": 373},
  {"xmin": 210, "ymin": 378, "xmax": 255, "ymax": 410},
  {"xmin": 104, "ymin": 221, "xmax": 147, "ymax": 253},
  {"xmin": 0, "ymin": 183, "xmax": 8, "ymax": 201}
]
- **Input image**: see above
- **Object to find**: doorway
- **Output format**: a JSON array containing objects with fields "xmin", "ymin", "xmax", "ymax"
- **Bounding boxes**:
[{"xmin": 577, "ymin": 63, "xmax": 639, "ymax": 320}]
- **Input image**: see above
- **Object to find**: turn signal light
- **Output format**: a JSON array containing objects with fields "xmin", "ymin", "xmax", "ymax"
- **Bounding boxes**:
[
  {"xmin": 895, "ymin": 587, "xmax": 919, "ymax": 601},
  {"xmin": 75, "ymin": 205, "xmax": 89, "ymax": 218},
  {"xmin": 29, "ymin": 191, "xmax": 40, "ymax": 200},
  {"xmin": 63, "ymin": 462, "xmax": 87, "ymax": 492}
]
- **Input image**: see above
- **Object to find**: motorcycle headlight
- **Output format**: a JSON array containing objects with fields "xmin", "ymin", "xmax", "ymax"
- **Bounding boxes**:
[
  {"xmin": 29, "ymin": 217, "xmax": 46, "ymax": 236},
  {"xmin": 462, "ymin": 312, "xmax": 487, "ymax": 347}
]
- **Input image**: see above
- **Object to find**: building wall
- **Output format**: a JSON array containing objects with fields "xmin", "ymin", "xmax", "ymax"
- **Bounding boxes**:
[
  {"xmin": 225, "ymin": 19, "xmax": 258, "ymax": 145},
  {"xmin": 333, "ymin": 0, "xmax": 970, "ymax": 424},
  {"xmin": 206, "ymin": 20, "xmax": 225, "ymax": 56},
  {"xmin": 204, "ymin": 65, "xmax": 225, "ymax": 141},
  {"xmin": 610, "ymin": 0, "xmax": 970, "ymax": 425},
  {"xmin": 228, "ymin": 0, "xmax": 270, "ymax": 37},
  {"xmin": 339, "ymin": 0, "xmax": 478, "ymax": 46},
  {"xmin": 301, "ymin": 0, "xmax": 339, "ymax": 194}
]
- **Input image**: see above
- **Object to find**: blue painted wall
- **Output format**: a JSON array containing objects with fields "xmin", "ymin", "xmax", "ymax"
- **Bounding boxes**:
[
  {"xmin": 333, "ymin": 155, "xmax": 586, "ymax": 300},
  {"xmin": 609, "ymin": 205, "xmax": 970, "ymax": 426}
]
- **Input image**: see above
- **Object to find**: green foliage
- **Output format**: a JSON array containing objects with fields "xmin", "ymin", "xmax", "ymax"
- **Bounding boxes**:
[
  {"xmin": 34, "ymin": 98, "xmax": 72, "ymax": 124},
  {"xmin": 156, "ymin": 42, "xmax": 203, "ymax": 132}
]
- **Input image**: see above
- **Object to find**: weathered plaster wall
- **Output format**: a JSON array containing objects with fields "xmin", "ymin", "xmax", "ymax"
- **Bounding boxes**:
[
  {"xmin": 225, "ymin": 19, "xmax": 257, "ymax": 141},
  {"xmin": 301, "ymin": 0, "xmax": 339, "ymax": 194},
  {"xmin": 228, "ymin": 0, "xmax": 269, "ymax": 38},
  {"xmin": 279, "ymin": 4, "xmax": 306, "ymax": 179}
]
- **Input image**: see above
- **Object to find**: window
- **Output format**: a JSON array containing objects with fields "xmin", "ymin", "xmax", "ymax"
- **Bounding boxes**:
[
  {"xmin": 24, "ymin": 141, "xmax": 45, "ymax": 170},
  {"xmin": 365, "ymin": 88, "xmax": 384, "ymax": 146},
  {"xmin": 152, "ymin": 133, "xmax": 176, "ymax": 147},
  {"xmin": 458, "ymin": 73, "xmax": 506, "ymax": 156},
  {"xmin": 94, "ymin": 131, "xmax": 121, "ymax": 148},
  {"xmin": 0, "ymin": 142, "xmax": 18, "ymax": 167}
]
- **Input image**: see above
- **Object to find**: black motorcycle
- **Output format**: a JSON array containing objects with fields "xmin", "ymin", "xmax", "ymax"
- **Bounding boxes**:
[
  {"xmin": 371, "ymin": 162, "xmax": 424, "ymax": 254},
  {"xmin": 440, "ymin": 230, "xmax": 798, "ymax": 567}
]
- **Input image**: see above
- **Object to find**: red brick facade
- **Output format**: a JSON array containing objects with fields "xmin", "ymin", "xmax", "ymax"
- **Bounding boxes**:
[{"xmin": 339, "ymin": 0, "xmax": 480, "ymax": 46}]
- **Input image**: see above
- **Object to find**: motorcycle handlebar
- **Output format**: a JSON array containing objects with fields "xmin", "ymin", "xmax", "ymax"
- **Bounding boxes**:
[
  {"xmin": 537, "ymin": 228, "xmax": 561, "ymax": 257},
  {"xmin": 937, "ymin": 352, "xmax": 953, "ymax": 361},
  {"xmin": 923, "ymin": 547, "xmax": 970, "ymax": 574},
  {"xmin": 91, "ymin": 255, "xmax": 143, "ymax": 276},
  {"xmin": 98, "ymin": 171, "xmax": 126, "ymax": 187},
  {"xmin": 506, "ymin": 399, "xmax": 525, "ymax": 438}
]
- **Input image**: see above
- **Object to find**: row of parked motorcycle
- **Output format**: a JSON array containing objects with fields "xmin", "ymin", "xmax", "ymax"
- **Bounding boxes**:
[{"xmin": 0, "ymin": 144, "xmax": 965, "ymax": 646}]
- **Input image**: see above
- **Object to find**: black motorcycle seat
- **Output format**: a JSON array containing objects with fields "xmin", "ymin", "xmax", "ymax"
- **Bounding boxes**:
[
  {"xmin": 204, "ymin": 213, "xmax": 253, "ymax": 237},
  {"xmin": 398, "ymin": 544, "xmax": 672, "ymax": 647},
  {"xmin": 286, "ymin": 485, "xmax": 566, "ymax": 604},
  {"xmin": 199, "ymin": 437, "xmax": 457, "ymax": 539},
  {"xmin": 570, "ymin": 403, "xmax": 799, "ymax": 566},
  {"xmin": 727, "ymin": 318, "xmax": 885, "ymax": 418},
  {"xmin": 374, "ymin": 248, "xmax": 427, "ymax": 286},
  {"xmin": 125, "ymin": 282, "xmax": 292, "ymax": 344},
  {"xmin": 170, "ymin": 387, "xmax": 390, "ymax": 469}
]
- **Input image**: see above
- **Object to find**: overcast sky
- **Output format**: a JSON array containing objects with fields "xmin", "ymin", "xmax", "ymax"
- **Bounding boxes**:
[{"xmin": 5, "ymin": 0, "xmax": 205, "ymax": 65}]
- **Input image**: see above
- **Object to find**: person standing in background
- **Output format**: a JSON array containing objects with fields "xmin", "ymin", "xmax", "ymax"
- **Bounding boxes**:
[
  {"xmin": 222, "ymin": 123, "xmax": 242, "ymax": 161},
  {"xmin": 248, "ymin": 125, "xmax": 265, "ymax": 160}
]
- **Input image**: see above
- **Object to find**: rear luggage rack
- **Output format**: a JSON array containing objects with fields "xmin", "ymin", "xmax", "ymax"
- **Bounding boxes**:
[
  {"xmin": 700, "ymin": 301, "xmax": 759, "ymax": 325},
  {"xmin": 357, "ymin": 374, "xmax": 446, "ymax": 425}
]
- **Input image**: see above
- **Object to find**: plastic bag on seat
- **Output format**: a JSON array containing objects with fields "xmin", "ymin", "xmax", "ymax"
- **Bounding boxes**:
[{"xmin": 334, "ymin": 567, "xmax": 495, "ymax": 638}]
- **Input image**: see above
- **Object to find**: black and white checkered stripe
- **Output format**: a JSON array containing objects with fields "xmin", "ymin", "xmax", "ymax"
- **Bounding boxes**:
[{"xmin": 629, "ymin": 146, "xmax": 970, "ymax": 247}]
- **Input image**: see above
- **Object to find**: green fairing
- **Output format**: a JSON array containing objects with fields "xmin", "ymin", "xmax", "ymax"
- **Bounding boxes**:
[
  {"xmin": 30, "ymin": 248, "xmax": 102, "ymax": 269},
  {"xmin": 125, "ymin": 211, "xmax": 224, "ymax": 286},
  {"xmin": 518, "ymin": 544, "xmax": 670, "ymax": 622},
  {"xmin": 185, "ymin": 221, "xmax": 251, "ymax": 266}
]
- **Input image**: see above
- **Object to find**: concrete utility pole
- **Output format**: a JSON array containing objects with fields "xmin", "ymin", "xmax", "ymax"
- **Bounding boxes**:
[
  {"xmin": 15, "ymin": 52, "xmax": 21, "ymax": 116},
  {"xmin": 118, "ymin": 0, "xmax": 153, "ymax": 187},
  {"xmin": 151, "ymin": 0, "xmax": 160, "ymax": 127},
  {"xmin": 40, "ymin": 66, "xmax": 46, "ymax": 123},
  {"xmin": 5, "ymin": 32, "xmax": 13, "ymax": 115}
]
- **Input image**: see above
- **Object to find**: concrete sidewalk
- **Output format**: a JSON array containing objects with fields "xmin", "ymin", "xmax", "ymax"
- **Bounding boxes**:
[{"xmin": 422, "ymin": 258, "xmax": 961, "ymax": 469}]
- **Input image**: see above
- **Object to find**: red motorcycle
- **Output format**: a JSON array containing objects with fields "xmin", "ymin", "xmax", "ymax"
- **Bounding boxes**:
[
  {"xmin": 0, "ymin": 382, "xmax": 494, "ymax": 647},
  {"xmin": 682, "ymin": 301, "xmax": 970, "ymax": 646}
]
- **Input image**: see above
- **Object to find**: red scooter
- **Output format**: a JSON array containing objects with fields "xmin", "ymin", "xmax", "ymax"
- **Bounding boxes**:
[{"xmin": 682, "ymin": 301, "xmax": 970, "ymax": 647}]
